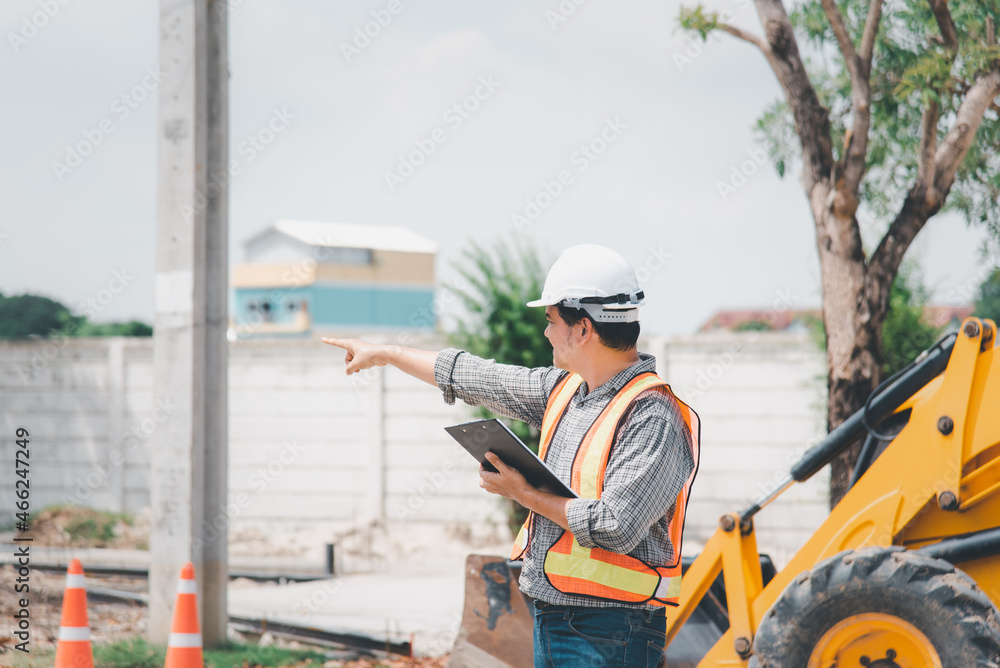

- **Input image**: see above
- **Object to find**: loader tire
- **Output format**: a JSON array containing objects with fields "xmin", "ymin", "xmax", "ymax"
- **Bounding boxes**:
[{"xmin": 749, "ymin": 546, "xmax": 1000, "ymax": 668}]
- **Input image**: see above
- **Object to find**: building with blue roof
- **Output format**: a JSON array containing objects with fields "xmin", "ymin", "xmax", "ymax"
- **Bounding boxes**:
[{"xmin": 231, "ymin": 220, "xmax": 438, "ymax": 338}]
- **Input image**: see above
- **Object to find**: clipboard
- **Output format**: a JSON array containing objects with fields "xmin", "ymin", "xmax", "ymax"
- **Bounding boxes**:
[{"xmin": 445, "ymin": 418, "xmax": 578, "ymax": 499}]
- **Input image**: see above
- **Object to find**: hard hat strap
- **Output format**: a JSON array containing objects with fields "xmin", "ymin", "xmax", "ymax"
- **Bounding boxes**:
[{"xmin": 563, "ymin": 291, "xmax": 644, "ymax": 309}]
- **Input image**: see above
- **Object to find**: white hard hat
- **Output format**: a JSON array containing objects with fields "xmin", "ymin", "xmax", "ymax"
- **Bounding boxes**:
[{"xmin": 527, "ymin": 244, "xmax": 644, "ymax": 323}]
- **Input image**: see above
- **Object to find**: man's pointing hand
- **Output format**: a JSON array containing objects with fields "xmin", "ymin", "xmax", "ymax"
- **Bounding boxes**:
[{"xmin": 322, "ymin": 337, "xmax": 389, "ymax": 375}]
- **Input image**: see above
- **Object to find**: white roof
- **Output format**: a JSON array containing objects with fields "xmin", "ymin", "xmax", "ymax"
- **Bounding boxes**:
[{"xmin": 248, "ymin": 220, "xmax": 438, "ymax": 254}]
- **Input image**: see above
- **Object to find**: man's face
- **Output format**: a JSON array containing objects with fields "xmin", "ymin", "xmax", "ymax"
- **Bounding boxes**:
[{"xmin": 544, "ymin": 305, "xmax": 576, "ymax": 371}]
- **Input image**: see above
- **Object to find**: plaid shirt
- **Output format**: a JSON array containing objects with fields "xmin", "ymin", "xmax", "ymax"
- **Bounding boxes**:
[{"xmin": 433, "ymin": 348, "xmax": 695, "ymax": 609}]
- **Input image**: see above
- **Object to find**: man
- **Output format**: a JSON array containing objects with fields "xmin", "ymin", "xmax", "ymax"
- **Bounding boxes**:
[{"xmin": 323, "ymin": 244, "xmax": 699, "ymax": 668}]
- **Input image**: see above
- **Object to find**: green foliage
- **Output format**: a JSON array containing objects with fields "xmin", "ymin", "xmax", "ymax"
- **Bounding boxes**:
[
  {"xmin": 802, "ymin": 313, "xmax": 828, "ymax": 350},
  {"xmin": 975, "ymin": 267, "xmax": 1000, "ymax": 323},
  {"xmin": 69, "ymin": 320, "xmax": 153, "ymax": 337},
  {"xmin": 94, "ymin": 638, "xmax": 165, "ymax": 668},
  {"xmin": 65, "ymin": 511, "xmax": 132, "ymax": 545},
  {"xmin": 29, "ymin": 504, "xmax": 135, "ymax": 548},
  {"xmin": 881, "ymin": 264, "xmax": 941, "ymax": 376},
  {"xmin": 203, "ymin": 641, "xmax": 329, "ymax": 667},
  {"xmin": 678, "ymin": 5, "xmax": 722, "ymax": 40},
  {"xmin": 681, "ymin": 0, "xmax": 1000, "ymax": 234},
  {"xmin": 447, "ymin": 237, "xmax": 553, "ymax": 534},
  {"xmin": 733, "ymin": 319, "xmax": 774, "ymax": 332},
  {"xmin": 448, "ymin": 236, "xmax": 553, "ymax": 454},
  {"xmin": 0, "ymin": 292, "xmax": 152, "ymax": 339},
  {"xmin": 0, "ymin": 292, "xmax": 73, "ymax": 339}
]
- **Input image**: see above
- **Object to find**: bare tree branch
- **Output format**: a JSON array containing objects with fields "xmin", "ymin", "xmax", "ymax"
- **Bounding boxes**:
[
  {"xmin": 717, "ymin": 23, "xmax": 770, "ymax": 53},
  {"xmin": 869, "ymin": 68, "xmax": 1000, "ymax": 313},
  {"xmin": 820, "ymin": 0, "xmax": 860, "ymax": 80},
  {"xmin": 926, "ymin": 0, "xmax": 959, "ymax": 50},
  {"xmin": 934, "ymin": 69, "xmax": 1000, "ymax": 190},
  {"xmin": 753, "ymin": 0, "xmax": 835, "ymax": 192},
  {"xmin": 819, "ymin": 0, "xmax": 883, "ymax": 198},
  {"xmin": 858, "ymin": 0, "xmax": 883, "ymax": 72},
  {"xmin": 843, "ymin": 0, "xmax": 884, "ymax": 195},
  {"xmin": 917, "ymin": 98, "xmax": 939, "ymax": 185}
]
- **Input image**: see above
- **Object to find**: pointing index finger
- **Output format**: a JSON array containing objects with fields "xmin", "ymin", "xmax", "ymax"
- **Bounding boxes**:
[{"xmin": 322, "ymin": 337, "xmax": 343, "ymax": 347}]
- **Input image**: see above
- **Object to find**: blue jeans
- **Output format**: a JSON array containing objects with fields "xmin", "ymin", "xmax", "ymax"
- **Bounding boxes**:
[{"xmin": 532, "ymin": 599, "xmax": 667, "ymax": 668}]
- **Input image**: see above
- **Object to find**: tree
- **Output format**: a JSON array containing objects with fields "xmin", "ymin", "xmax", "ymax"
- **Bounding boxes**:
[
  {"xmin": 448, "ymin": 237, "xmax": 552, "ymax": 533},
  {"xmin": 680, "ymin": 0, "xmax": 1000, "ymax": 506},
  {"xmin": 0, "ymin": 292, "xmax": 74, "ymax": 339},
  {"xmin": 976, "ymin": 267, "xmax": 1000, "ymax": 322},
  {"xmin": 0, "ymin": 292, "xmax": 153, "ymax": 339},
  {"xmin": 68, "ymin": 320, "xmax": 153, "ymax": 337}
]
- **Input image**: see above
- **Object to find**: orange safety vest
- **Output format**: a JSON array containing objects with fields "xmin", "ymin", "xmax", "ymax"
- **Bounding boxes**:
[{"xmin": 510, "ymin": 370, "xmax": 700, "ymax": 607}]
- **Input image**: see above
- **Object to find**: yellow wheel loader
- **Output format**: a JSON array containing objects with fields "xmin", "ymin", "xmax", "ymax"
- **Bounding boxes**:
[
  {"xmin": 663, "ymin": 316, "xmax": 1000, "ymax": 667},
  {"xmin": 451, "ymin": 317, "xmax": 1000, "ymax": 668}
]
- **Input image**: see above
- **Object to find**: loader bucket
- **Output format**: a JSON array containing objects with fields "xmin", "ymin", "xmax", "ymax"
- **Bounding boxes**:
[{"xmin": 447, "ymin": 555, "xmax": 535, "ymax": 668}]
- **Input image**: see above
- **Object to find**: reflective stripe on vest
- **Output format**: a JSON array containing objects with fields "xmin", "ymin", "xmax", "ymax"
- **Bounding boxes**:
[{"xmin": 510, "ymin": 370, "xmax": 700, "ymax": 607}]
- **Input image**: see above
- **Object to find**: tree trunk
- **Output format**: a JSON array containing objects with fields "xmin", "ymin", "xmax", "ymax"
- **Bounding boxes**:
[
  {"xmin": 826, "ymin": 331, "xmax": 882, "ymax": 507},
  {"xmin": 812, "ymin": 192, "xmax": 884, "ymax": 508}
]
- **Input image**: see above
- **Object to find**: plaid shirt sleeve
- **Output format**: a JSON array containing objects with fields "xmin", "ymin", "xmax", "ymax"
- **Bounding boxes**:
[
  {"xmin": 433, "ymin": 348, "xmax": 568, "ymax": 430},
  {"xmin": 565, "ymin": 391, "xmax": 694, "ymax": 555}
]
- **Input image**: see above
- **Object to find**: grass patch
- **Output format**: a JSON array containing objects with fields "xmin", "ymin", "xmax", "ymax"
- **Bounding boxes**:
[
  {"xmin": 204, "ymin": 641, "xmax": 329, "ymax": 667},
  {"xmin": 94, "ymin": 637, "xmax": 165, "ymax": 667},
  {"xmin": 4, "ymin": 638, "xmax": 331, "ymax": 668},
  {"xmin": 28, "ymin": 504, "xmax": 138, "ymax": 548}
]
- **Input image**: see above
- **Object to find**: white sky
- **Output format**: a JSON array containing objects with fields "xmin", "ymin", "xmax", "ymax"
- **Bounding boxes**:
[{"xmin": 0, "ymin": 0, "xmax": 992, "ymax": 334}]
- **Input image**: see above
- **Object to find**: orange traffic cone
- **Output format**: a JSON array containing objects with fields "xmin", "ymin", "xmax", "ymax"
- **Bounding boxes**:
[
  {"xmin": 164, "ymin": 562, "xmax": 203, "ymax": 668},
  {"xmin": 55, "ymin": 558, "xmax": 93, "ymax": 668}
]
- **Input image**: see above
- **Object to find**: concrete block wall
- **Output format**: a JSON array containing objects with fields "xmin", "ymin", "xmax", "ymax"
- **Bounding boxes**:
[
  {"xmin": 0, "ymin": 331, "xmax": 828, "ymax": 555},
  {"xmin": 646, "ymin": 332, "xmax": 829, "ymax": 556}
]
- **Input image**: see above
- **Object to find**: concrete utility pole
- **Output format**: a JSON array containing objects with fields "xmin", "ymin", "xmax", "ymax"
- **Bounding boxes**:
[{"xmin": 149, "ymin": 0, "xmax": 229, "ymax": 647}]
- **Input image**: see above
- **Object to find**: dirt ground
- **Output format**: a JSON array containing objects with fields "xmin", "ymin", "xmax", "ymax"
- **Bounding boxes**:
[
  {"xmin": 1, "ymin": 507, "xmax": 479, "ymax": 665},
  {"xmin": 0, "ymin": 564, "xmax": 447, "ymax": 666},
  {"xmin": 0, "ymin": 564, "xmax": 148, "ymax": 653}
]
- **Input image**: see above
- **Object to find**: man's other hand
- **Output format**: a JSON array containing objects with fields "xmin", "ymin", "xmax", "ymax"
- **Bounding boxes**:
[{"xmin": 479, "ymin": 451, "xmax": 532, "ymax": 502}]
